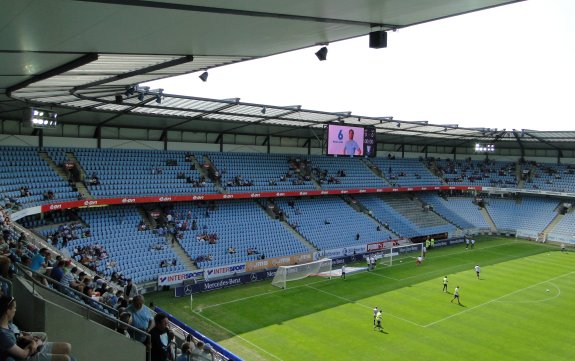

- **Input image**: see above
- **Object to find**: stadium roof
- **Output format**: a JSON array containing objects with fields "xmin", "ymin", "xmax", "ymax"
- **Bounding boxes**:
[{"xmin": 2, "ymin": 0, "xmax": 574, "ymax": 152}]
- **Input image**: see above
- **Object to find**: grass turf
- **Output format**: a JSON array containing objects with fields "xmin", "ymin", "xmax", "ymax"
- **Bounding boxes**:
[{"xmin": 147, "ymin": 236, "xmax": 575, "ymax": 360}]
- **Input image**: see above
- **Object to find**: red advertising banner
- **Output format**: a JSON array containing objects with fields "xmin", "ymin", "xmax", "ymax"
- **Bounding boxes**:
[{"xmin": 40, "ymin": 185, "xmax": 483, "ymax": 213}]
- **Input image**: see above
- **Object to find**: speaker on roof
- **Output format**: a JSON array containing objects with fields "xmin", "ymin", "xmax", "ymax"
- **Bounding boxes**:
[{"xmin": 369, "ymin": 30, "xmax": 387, "ymax": 49}]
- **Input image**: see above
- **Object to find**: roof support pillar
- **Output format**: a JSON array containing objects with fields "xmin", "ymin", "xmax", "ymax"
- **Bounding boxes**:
[
  {"xmin": 160, "ymin": 130, "xmax": 168, "ymax": 151},
  {"xmin": 94, "ymin": 126, "xmax": 102, "ymax": 149},
  {"xmin": 421, "ymin": 145, "xmax": 428, "ymax": 159},
  {"xmin": 37, "ymin": 128, "xmax": 44, "ymax": 149},
  {"xmin": 214, "ymin": 133, "xmax": 224, "ymax": 152}
]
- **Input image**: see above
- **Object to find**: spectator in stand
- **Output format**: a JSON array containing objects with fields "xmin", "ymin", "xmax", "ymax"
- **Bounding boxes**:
[
  {"xmin": 49, "ymin": 260, "xmax": 66, "ymax": 283},
  {"xmin": 191, "ymin": 342, "xmax": 207, "ymax": 360},
  {"xmin": 59, "ymin": 266, "xmax": 78, "ymax": 289},
  {"xmin": 95, "ymin": 281, "xmax": 108, "ymax": 296},
  {"xmin": 0, "ymin": 257, "xmax": 12, "ymax": 297},
  {"xmin": 124, "ymin": 279, "xmax": 139, "ymax": 301},
  {"xmin": 19, "ymin": 256, "xmax": 32, "ymax": 276},
  {"xmin": 125, "ymin": 295, "xmax": 154, "ymax": 344},
  {"xmin": 150, "ymin": 313, "xmax": 171, "ymax": 361},
  {"xmin": 82, "ymin": 285, "xmax": 95, "ymax": 300},
  {"xmin": 176, "ymin": 342, "xmax": 193, "ymax": 361},
  {"xmin": 0, "ymin": 295, "xmax": 75, "ymax": 361},
  {"xmin": 106, "ymin": 290, "xmax": 122, "ymax": 308},
  {"xmin": 116, "ymin": 312, "xmax": 132, "ymax": 338},
  {"xmin": 19, "ymin": 187, "xmax": 31, "ymax": 197},
  {"xmin": 196, "ymin": 342, "xmax": 215, "ymax": 361},
  {"xmin": 29, "ymin": 248, "xmax": 50, "ymax": 272},
  {"xmin": 99, "ymin": 287, "xmax": 114, "ymax": 305},
  {"xmin": 116, "ymin": 297, "xmax": 128, "ymax": 310}
]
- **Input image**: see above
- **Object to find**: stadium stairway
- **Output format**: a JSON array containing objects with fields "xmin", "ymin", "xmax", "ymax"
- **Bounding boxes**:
[
  {"xmin": 515, "ymin": 162, "xmax": 525, "ymax": 188},
  {"xmin": 361, "ymin": 158, "xmax": 386, "ymax": 179},
  {"xmin": 189, "ymin": 154, "xmax": 204, "ymax": 176},
  {"xmin": 426, "ymin": 159, "xmax": 446, "ymax": 182},
  {"xmin": 137, "ymin": 206, "xmax": 157, "ymax": 229},
  {"xmin": 414, "ymin": 195, "xmax": 462, "ymax": 230},
  {"xmin": 66, "ymin": 152, "xmax": 94, "ymax": 199},
  {"xmin": 341, "ymin": 195, "xmax": 397, "ymax": 235},
  {"xmin": 38, "ymin": 151, "xmax": 69, "ymax": 181},
  {"xmin": 255, "ymin": 198, "xmax": 280, "ymax": 220},
  {"xmin": 541, "ymin": 212, "xmax": 564, "ymax": 236},
  {"xmin": 364, "ymin": 207, "xmax": 396, "ymax": 236},
  {"xmin": 479, "ymin": 207, "xmax": 498, "ymax": 232},
  {"xmin": 381, "ymin": 193, "xmax": 451, "ymax": 229},
  {"xmin": 341, "ymin": 195, "xmax": 364, "ymax": 212},
  {"xmin": 168, "ymin": 233, "xmax": 198, "ymax": 270},
  {"xmin": 201, "ymin": 155, "xmax": 226, "ymax": 193},
  {"xmin": 280, "ymin": 218, "xmax": 318, "ymax": 253}
]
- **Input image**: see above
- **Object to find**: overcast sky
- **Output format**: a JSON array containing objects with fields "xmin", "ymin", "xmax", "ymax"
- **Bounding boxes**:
[{"xmin": 145, "ymin": 0, "xmax": 575, "ymax": 132}]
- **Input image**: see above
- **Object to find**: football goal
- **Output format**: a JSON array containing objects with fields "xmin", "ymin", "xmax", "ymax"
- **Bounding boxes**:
[
  {"xmin": 271, "ymin": 258, "xmax": 333, "ymax": 289},
  {"xmin": 379, "ymin": 242, "xmax": 424, "ymax": 267}
]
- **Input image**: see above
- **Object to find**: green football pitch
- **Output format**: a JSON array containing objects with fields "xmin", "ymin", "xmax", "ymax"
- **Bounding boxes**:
[{"xmin": 147, "ymin": 237, "xmax": 575, "ymax": 361}]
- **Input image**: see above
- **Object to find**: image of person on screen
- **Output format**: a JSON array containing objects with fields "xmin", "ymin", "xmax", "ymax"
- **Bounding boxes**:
[{"xmin": 343, "ymin": 129, "xmax": 362, "ymax": 156}]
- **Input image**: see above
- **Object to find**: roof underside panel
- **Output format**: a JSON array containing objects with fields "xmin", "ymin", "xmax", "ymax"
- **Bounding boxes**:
[{"xmin": 6, "ymin": 1, "xmax": 574, "ymax": 150}]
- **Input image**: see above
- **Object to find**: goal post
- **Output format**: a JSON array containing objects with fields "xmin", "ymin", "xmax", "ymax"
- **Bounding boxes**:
[
  {"xmin": 379, "ymin": 243, "xmax": 424, "ymax": 267},
  {"xmin": 271, "ymin": 258, "xmax": 333, "ymax": 289}
]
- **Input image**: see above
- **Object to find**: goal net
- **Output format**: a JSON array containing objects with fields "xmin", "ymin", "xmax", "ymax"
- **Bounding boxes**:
[
  {"xmin": 379, "ymin": 243, "xmax": 424, "ymax": 267},
  {"xmin": 271, "ymin": 258, "xmax": 333, "ymax": 289}
]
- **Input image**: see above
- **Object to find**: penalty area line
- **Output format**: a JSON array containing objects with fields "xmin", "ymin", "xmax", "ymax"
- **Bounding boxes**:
[
  {"xmin": 200, "ymin": 277, "xmax": 332, "ymax": 310},
  {"xmin": 192, "ymin": 310, "xmax": 284, "ymax": 361},
  {"xmin": 305, "ymin": 284, "xmax": 425, "ymax": 328}
]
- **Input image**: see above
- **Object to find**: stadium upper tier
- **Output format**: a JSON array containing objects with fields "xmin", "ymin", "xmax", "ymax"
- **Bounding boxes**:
[
  {"xmin": 432, "ymin": 158, "xmax": 519, "ymax": 188},
  {"xmin": 3, "ymin": 146, "xmax": 575, "ymax": 212}
]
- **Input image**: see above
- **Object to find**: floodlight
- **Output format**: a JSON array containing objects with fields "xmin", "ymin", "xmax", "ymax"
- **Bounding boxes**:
[
  {"xmin": 199, "ymin": 71, "xmax": 209, "ymax": 82},
  {"xmin": 475, "ymin": 143, "xmax": 495, "ymax": 153},
  {"xmin": 315, "ymin": 46, "xmax": 328, "ymax": 61},
  {"xmin": 28, "ymin": 108, "xmax": 58, "ymax": 128}
]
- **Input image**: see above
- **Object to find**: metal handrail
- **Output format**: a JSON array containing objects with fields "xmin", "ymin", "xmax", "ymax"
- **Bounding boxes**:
[
  {"xmin": 14, "ymin": 264, "xmax": 149, "ymax": 343},
  {"xmin": 11, "ymin": 222, "xmax": 126, "ymax": 291},
  {"xmin": 18, "ymin": 264, "xmax": 119, "ymax": 316}
]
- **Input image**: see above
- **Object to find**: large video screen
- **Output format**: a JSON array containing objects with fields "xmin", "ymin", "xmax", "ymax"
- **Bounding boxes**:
[{"xmin": 326, "ymin": 124, "xmax": 376, "ymax": 157}]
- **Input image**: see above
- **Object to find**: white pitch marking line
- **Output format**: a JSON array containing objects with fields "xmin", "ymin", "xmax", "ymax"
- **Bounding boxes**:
[
  {"xmin": 305, "ymin": 284, "xmax": 426, "ymax": 328},
  {"xmin": 494, "ymin": 282, "xmax": 562, "ymax": 304},
  {"xmin": 423, "ymin": 270, "xmax": 575, "ymax": 328},
  {"xmin": 200, "ymin": 241, "xmax": 545, "ymax": 310},
  {"xmin": 192, "ymin": 310, "xmax": 284, "ymax": 361}
]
